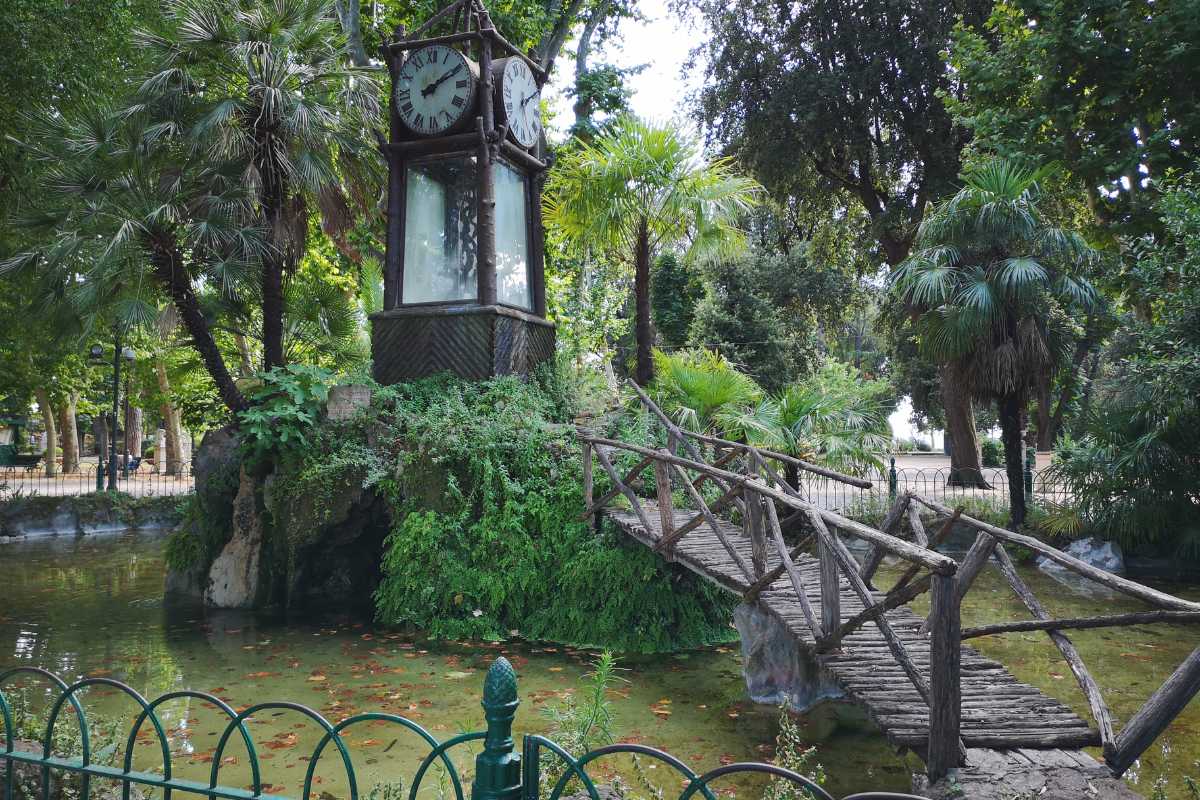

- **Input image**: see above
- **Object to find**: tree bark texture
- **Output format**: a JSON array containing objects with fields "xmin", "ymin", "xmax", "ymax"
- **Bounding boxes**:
[
  {"xmin": 34, "ymin": 387, "xmax": 57, "ymax": 477},
  {"xmin": 940, "ymin": 363, "xmax": 989, "ymax": 487},
  {"xmin": 93, "ymin": 415, "xmax": 108, "ymax": 460},
  {"xmin": 333, "ymin": 0, "xmax": 369, "ymax": 66},
  {"xmin": 149, "ymin": 243, "xmax": 247, "ymax": 413},
  {"xmin": 156, "ymin": 359, "xmax": 184, "ymax": 475},
  {"xmin": 998, "ymin": 391, "xmax": 1027, "ymax": 527},
  {"xmin": 634, "ymin": 218, "xmax": 654, "ymax": 386},
  {"xmin": 59, "ymin": 393, "xmax": 79, "ymax": 474},
  {"xmin": 125, "ymin": 406, "xmax": 143, "ymax": 462}
]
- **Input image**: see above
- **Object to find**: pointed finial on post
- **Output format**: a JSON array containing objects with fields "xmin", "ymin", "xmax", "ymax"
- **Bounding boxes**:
[{"xmin": 472, "ymin": 657, "xmax": 522, "ymax": 800}]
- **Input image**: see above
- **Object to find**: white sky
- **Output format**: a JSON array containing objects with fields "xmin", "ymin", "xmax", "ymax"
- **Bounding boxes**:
[{"xmin": 545, "ymin": 0, "xmax": 701, "ymax": 139}]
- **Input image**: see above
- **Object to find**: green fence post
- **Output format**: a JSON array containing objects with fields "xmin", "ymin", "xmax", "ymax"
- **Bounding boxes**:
[
  {"xmin": 888, "ymin": 456, "xmax": 897, "ymax": 501},
  {"xmin": 1024, "ymin": 446, "xmax": 1035, "ymax": 496},
  {"xmin": 472, "ymin": 657, "xmax": 522, "ymax": 800}
]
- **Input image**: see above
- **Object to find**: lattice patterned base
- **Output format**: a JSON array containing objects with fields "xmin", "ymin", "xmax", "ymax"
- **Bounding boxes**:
[{"xmin": 370, "ymin": 304, "xmax": 556, "ymax": 384}]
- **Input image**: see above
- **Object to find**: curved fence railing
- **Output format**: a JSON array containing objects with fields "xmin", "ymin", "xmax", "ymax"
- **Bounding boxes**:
[
  {"xmin": 0, "ymin": 463, "xmax": 193, "ymax": 499},
  {"xmin": 783, "ymin": 465, "xmax": 1072, "ymax": 514},
  {"xmin": 0, "ymin": 660, "xmax": 927, "ymax": 800}
]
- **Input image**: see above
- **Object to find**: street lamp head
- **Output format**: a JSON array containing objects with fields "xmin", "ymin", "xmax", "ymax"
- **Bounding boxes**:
[
  {"xmin": 89, "ymin": 344, "xmax": 104, "ymax": 361},
  {"xmin": 121, "ymin": 347, "xmax": 136, "ymax": 362}
]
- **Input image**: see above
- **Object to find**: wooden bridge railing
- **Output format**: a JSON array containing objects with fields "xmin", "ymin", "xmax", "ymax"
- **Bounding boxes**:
[
  {"xmin": 579, "ymin": 381, "xmax": 1200, "ymax": 784},
  {"xmin": 901, "ymin": 493, "xmax": 1200, "ymax": 777},
  {"xmin": 579, "ymin": 384, "xmax": 966, "ymax": 780}
]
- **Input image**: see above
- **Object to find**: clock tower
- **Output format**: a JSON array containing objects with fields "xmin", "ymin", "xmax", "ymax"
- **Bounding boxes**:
[{"xmin": 371, "ymin": 0, "xmax": 555, "ymax": 383}]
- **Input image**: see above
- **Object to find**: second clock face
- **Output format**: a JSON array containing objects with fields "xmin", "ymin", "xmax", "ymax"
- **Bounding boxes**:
[
  {"xmin": 497, "ymin": 57, "xmax": 541, "ymax": 148},
  {"xmin": 396, "ymin": 45, "xmax": 477, "ymax": 136}
]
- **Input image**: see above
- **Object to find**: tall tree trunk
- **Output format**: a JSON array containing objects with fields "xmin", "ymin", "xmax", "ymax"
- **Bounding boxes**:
[
  {"xmin": 998, "ymin": 391, "xmax": 1027, "ymax": 528},
  {"xmin": 1033, "ymin": 369, "xmax": 1053, "ymax": 451},
  {"xmin": 149, "ymin": 242, "xmax": 247, "ymax": 413},
  {"xmin": 633, "ymin": 218, "xmax": 654, "ymax": 386},
  {"xmin": 234, "ymin": 333, "xmax": 255, "ymax": 377},
  {"xmin": 570, "ymin": 0, "xmax": 609, "ymax": 136},
  {"xmin": 59, "ymin": 393, "xmax": 79, "ymax": 473},
  {"xmin": 940, "ymin": 363, "xmax": 989, "ymax": 487},
  {"xmin": 262, "ymin": 253, "xmax": 285, "ymax": 370},
  {"xmin": 333, "ymin": 0, "xmax": 369, "ymax": 66},
  {"xmin": 93, "ymin": 415, "xmax": 109, "ymax": 462},
  {"xmin": 125, "ymin": 407, "xmax": 143, "ymax": 464},
  {"xmin": 34, "ymin": 388, "xmax": 57, "ymax": 478},
  {"xmin": 156, "ymin": 359, "xmax": 184, "ymax": 476}
]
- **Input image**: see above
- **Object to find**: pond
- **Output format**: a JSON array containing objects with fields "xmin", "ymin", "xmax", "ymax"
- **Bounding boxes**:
[{"xmin": 0, "ymin": 532, "xmax": 1196, "ymax": 798}]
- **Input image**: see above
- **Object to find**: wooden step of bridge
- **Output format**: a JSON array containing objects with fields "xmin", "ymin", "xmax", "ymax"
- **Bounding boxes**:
[{"xmin": 604, "ymin": 502, "xmax": 1099, "ymax": 753}]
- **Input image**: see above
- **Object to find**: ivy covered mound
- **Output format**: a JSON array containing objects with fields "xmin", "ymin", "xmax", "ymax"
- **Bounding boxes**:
[{"xmin": 166, "ymin": 371, "xmax": 735, "ymax": 653}]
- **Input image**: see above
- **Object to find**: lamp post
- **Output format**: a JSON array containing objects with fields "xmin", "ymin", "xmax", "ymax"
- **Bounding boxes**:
[{"xmin": 89, "ymin": 333, "xmax": 135, "ymax": 492}]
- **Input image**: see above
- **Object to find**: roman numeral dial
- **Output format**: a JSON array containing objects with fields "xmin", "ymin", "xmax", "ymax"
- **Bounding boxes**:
[
  {"xmin": 494, "ymin": 57, "xmax": 541, "ymax": 148},
  {"xmin": 394, "ymin": 45, "xmax": 477, "ymax": 136}
]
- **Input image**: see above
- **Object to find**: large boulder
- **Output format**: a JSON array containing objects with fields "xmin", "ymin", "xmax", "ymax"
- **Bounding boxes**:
[
  {"xmin": 204, "ymin": 467, "xmax": 264, "ymax": 609},
  {"xmin": 193, "ymin": 424, "xmax": 240, "ymax": 497},
  {"xmin": 1036, "ymin": 537, "xmax": 1124, "ymax": 598},
  {"xmin": 1037, "ymin": 537, "xmax": 1125, "ymax": 576},
  {"xmin": 733, "ymin": 602, "xmax": 843, "ymax": 711}
]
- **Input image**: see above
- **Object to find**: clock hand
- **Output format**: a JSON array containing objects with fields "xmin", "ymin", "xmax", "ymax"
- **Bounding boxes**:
[
  {"xmin": 520, "ymin": 92, "xmax": 538, "ymax": 108},
  {"xmin": 420, "ymin": 64, "xmax": 462, "ymax": 98}
]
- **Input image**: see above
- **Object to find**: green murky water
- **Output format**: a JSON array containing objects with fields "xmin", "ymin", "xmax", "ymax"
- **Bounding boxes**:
[
  {"xmin": 0, "ymin": 532, "xmax": 912, "ymax": 799},
  {"xmin": 1, "ymin": 532, "xmax": 1197, "ymax": 798},
  {"xmin": 876, "ymin": 558, "xmax": 1200, "ymax": 797}
]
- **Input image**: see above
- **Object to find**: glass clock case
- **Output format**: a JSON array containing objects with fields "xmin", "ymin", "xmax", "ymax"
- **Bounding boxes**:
[{"xmin": 401, "ymin": 154, "xmax": 531, "ymax": 311}]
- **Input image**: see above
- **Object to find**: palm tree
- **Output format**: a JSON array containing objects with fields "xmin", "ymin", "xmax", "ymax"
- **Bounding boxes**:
[
  {"xmin": 4, "ymin": 101, "xmax": 261, "ymax": 413},
  {"xmin": 137, "ymin": 0, "xmax": 381, "ymax": 370},
  {"xmin": 756, "ymin": 362, "xmax": 892, "ymax": 477},
  {"xmin": 650, "ymin": 348, "xmax": 764, "ymax": 435},
  {"xmin": 544, "ymin": 117, "xmax": 761, "ymax": 384},
  {"xmin": 892, "ymin": 159, "xmax": 1097, "ymax": 526}
]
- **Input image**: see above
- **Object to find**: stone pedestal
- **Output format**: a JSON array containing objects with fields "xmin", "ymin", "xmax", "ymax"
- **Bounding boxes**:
[{"xmin": 370, "ymin": 305, "xmax": 555, "ymax": 384}]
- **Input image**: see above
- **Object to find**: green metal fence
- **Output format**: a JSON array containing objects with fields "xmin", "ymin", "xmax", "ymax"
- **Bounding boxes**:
[{"xmin": 1, "ymin": 660, "xmax": 924, "ymax": 800}]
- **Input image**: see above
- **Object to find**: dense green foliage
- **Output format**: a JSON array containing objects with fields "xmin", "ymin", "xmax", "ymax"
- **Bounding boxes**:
[
  {"xmin": 947, "ymin": 0, "xmax": 1200, "ymax": 242},
  {"xmin": 253, "ymin": 372, "xmax": 734, "ymax": 651},
  {"xmin": 1046, "ymin": 175, "xmax": 1200, "ymax": 556},
  {"xmin": 370, "ymin": 374, "xmax": 734, "ymax": 650},
  {"xmin": 545, "ymin": 117, "xmax": 761, "ymax": 384},
  {"xmin": 651, "ymin": 350, "xmax": 892, "ymax": 475}
]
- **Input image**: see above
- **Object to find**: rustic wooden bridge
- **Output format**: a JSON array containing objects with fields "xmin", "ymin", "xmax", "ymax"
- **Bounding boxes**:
[{"xmin": 579, "ymin": 384, "xmax": 1200, "ymax": 797}]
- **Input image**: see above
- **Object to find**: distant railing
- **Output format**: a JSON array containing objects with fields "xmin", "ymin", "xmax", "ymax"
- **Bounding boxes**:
[
  {"xmin": 786, "ymin": 465, "xmax": 1071, "ymax": 513},
  {"xmin": 0, "ymin": 462, "xmax": 194, "ymax": 499},
  {"xmin": 0, "ymin": 660, "xmax": 926, "ymax": 800}
]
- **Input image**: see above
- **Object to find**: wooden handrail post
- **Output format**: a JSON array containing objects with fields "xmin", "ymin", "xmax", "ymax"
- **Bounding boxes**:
[
  {"xmin": 745, "ymin": 488, "xmax": 767, "ymax": 580},
  {"xmin": 1107, "ymin": 646, "xmax": 1200, "ymax": 776},
  {"xmin": 819, "ymin": 529, "xmax": 841, "ymax": 637},
  {"xmin": 582, "ymin": 440, "xmax": 593, "ymax": 508},
  {"xmin": 654, "ymin": 456, "xmax": 675, "ymax": 555},
  {"xmin": 927, "ymin": 572, "xmax": 963, "ymax": 781}
]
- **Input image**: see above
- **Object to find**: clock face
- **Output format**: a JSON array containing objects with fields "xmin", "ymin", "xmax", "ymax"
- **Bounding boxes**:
[
  {"xmin": 497, "ymin": 57, "xmax": 541, "ymax": 148},
  {"xmin": 395, "ymin": 45, "xmax": 476, "ymax": 136}
]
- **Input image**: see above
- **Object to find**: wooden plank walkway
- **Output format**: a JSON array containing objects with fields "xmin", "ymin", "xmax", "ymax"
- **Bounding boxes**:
[{"xmin": 605, "ymin": 503, "xmax": 1098, "ymax": 752}]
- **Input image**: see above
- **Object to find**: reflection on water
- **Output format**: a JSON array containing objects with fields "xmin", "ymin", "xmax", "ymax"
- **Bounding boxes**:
[
  {"xmin": 4, "ymin": 533, "xmax": 1196, "ymax": 797},
  {"xmin": 0, "ymin": 532, "xmax": 914, "ymax": 798}
]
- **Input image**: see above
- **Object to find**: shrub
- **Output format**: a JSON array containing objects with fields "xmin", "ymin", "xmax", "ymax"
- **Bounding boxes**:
[
  {"xmin": 362, "ymin": 373, "xmax": 736, "ymax": 652},
  {"xmin": 980, "ymin": 437, "xmax": 1001, "ymax": 467}
]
